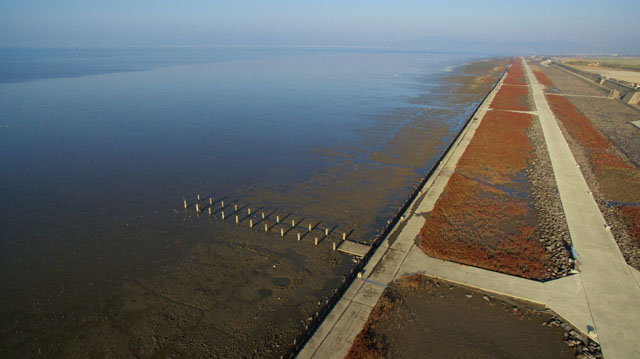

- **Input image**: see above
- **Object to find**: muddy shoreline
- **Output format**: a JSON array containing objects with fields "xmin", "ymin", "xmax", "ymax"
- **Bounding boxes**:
[
  {"xmin": 0, "ymin": 57, "xmax": 507, "ymax": 358},
  {"xmin": 346, "ymin": 275, "xmax": 601, "ymax": 359}
]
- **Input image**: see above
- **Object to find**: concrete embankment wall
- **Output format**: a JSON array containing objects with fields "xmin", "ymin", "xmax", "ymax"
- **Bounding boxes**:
[
  {"xmin": 554, "ymin": 62, "xmax": 602, "ymax": 83},
  {"xmin": 293, "ymin": 65, "xmax": 510, "ymax": 358},
  {"xmin": 552, "ymin": 62, "xmax": 640, "ymax": 105}
]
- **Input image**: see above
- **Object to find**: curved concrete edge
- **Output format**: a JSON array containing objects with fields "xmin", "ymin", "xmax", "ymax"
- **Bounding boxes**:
[
  {"xmin": 630, "ymin": 266, "xmax": 640, "ymax": 288},
  {"xmin": 397, "ymin": 245, "xmax": 594, "ymax": 338}
]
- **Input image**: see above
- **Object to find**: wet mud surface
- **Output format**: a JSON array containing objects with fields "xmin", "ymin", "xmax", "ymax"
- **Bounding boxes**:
[
  {"xmin": 1, "ymin": 214, "xmax": 353, "ymax": 358},
  {"xmin": 346, "ymin": 275, "xmax": 596, "ymax": 359},
  {"xmin": 0, "ymin": 58, "xmax": 506, "ymax": 358},
  {"xmin": 241, "ymin": 59, "xmax": 505, "ymax": 245}
]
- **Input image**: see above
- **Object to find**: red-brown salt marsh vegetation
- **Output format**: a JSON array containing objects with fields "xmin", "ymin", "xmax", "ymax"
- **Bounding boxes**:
[
  {"xmin": 503, "ymin": 57, "xmax": 528, "ymax": 85},
  {"xmin": 418, "ymin": 57, "xmax": 573, "ymax": 279},
  {"xmin": 419, "ymin": 109, "xmax": 563, "ymax": 280},
  {"xmin": 546, "ymin": 93, "xmax": 640, "ymax": 249},
  {"xmin": 533, "ymin": 70, "xmax": 554, "ymax": 86},
  {"xmin": 490, "ymin": 84, "xmax": 534, "ymax": 111}
]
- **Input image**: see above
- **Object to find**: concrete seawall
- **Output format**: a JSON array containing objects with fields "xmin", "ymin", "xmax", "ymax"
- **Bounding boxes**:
[{"xmin": 295, "ymin": 61, "xmax": 510, "ymax": 359}]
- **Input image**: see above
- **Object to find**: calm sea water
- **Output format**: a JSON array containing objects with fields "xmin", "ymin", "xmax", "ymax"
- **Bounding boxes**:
[
  {"xmin": 0, "ymin": 48, "xmax": 476, "ymax": 231},
  {"xmin": 0, "ymin": 48, "xmax": 483, "ymax": 343}
]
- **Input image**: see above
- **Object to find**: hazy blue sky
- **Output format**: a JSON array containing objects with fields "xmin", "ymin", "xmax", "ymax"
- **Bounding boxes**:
[{"xmin": 1, "ymin": 0, "xmax": 638, "ymax": 53}]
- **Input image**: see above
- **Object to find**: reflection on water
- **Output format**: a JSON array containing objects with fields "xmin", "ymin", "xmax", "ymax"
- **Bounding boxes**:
[{"xmin": 0, "ymin": 48, "xmax": 496, "ymax": 357}]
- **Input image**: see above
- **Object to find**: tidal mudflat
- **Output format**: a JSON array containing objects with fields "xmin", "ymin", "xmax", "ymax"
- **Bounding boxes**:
[
  {"xmin": 346, "ymin": 275, "xmax": 598, "ymax": 359},
  {"xmin": 0, "ymin": 49, "xmax": 504, "ymax": 357}
]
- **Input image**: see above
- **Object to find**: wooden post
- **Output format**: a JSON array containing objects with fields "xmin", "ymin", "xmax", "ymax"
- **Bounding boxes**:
[
  {"xmin": 234, "ymin": 204, "xmax": 238, "ymax": 213},
  {"xmin": 209, "ymin": 197, "xmax": 213, "ymax": 205},
  {"xmin": 314, "ymin": 237, "xmax": 318, "ymax": 246},
  {"xmin": 250, "ymin": 219, "xmax": 253, "ymax": 228},
  {"xmin": 292, "ymin": 219, "xmax": 295, "ymax": 227},
  {"xmin": 222, "ymin": 211, "xmax": 225, "ymax": 220},
  {"xmin": 248, "ymin": 208, "xmax": 251, "ymax": 215},
  {"xmin": 280, "ymin": 228, "xmax": 284, "ymax": 237},
  {"xmin": 277, "ymin": 215, "xmax": 280, "ymax": 224},
  {"xmin": 208, "ymin": 207, "xmax": 212, "ymax": 215},
  {"xmin": 261, "ymin": 212, "xmax": 265, "ymax": 219},
  {"xmin": 195, "ymin": 203, "xmax": 200, "ymax": 213},
  {"xmin": 264, "ymin": 223, "xmax": 268, "ymax": 232},
  {"xmin": 235, "ymin": 215, "xmax": 239, "ymax": 224},
  {"xmin": 183, "ymin": 198, "xmax": 187, "ymax": 209},
  {"xmin": 221, "ymin": 200, "xmax": 225, "ymax": 208},
  {"xmin": 342, "ymin": 232, "xmax": 346, "ymax": 240},
  {"xmin": 197, "ymin": 194, "xmax": 200, "ymax": 203},
  {"xmin": 308, "ymin": 223, "xmax": 312, "ymax": 232},
  {"xmin": 297, "ymin": 232, "xmax": 301, "ymax": 241},
  {"xmin": 333, "ymin": 242, "xmax": 336, "ymax": 251},
  {"xmin": 325, "ymin": 228, "xmax": 329, "ymax": 236}
]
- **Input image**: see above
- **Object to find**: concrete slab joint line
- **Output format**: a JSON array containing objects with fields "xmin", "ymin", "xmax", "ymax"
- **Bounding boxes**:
[{"xmin": 298, "ymin": 58, "xmax": 640, "ymax": 359}]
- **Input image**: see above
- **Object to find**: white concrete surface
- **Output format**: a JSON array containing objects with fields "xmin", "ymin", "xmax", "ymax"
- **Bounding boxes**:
[{"xmin": 337, "ymin": 240, "xmax": 370, "ymax": 257}]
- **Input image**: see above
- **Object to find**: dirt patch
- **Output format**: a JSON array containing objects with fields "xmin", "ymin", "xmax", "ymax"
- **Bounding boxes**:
[
  {"xmin": 573, "ymin": 66, "xmax": 640, "ymax": 84},
  {"xmin": 463, "ymin": 58, "xmax": 509, "ymax": 74},
  {"xmin": 346, "ymin": 275, "xmax": 598, "ymax": 359},
  {"xmin": 419, "ymin": 108, "xmax": 571, "ymax": 280},
  {"xmin": 0, "ymin": 218, "xmax": 353, "ymax": 359}
]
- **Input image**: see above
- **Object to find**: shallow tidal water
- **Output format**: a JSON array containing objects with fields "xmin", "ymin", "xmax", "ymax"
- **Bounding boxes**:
[{"xmin": 0, "ymin": 48, "xmax": 497, "ymax": 357}]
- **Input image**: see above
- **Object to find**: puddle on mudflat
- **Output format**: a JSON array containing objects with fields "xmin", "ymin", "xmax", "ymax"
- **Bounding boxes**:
[{"xmin": 272, "ymin": 277, "xmax": 292, "ymax": 288}]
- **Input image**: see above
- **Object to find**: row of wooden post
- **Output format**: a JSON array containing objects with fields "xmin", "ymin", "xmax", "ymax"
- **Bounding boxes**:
[{"xmin": 184, "ymin": 195, "xmax": 348, "ymax": 250}]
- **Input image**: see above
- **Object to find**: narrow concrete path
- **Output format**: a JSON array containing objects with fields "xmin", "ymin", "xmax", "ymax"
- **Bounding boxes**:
[{"xmin": 523, "ymin": 57, "xmax": 640, "ymax": 359}]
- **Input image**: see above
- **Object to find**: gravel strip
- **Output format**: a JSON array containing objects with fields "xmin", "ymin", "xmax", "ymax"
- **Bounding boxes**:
[
  {"xmin": 527, "ymin": 116, "xmax": 573, "ymax": 277},
  {"xmin": 542, "ymin": 66, "xmax": 610, "ymax": 96},
  {"xmin": 561, "ymin": 96, "xmax": 640, "ymax": 167}
]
